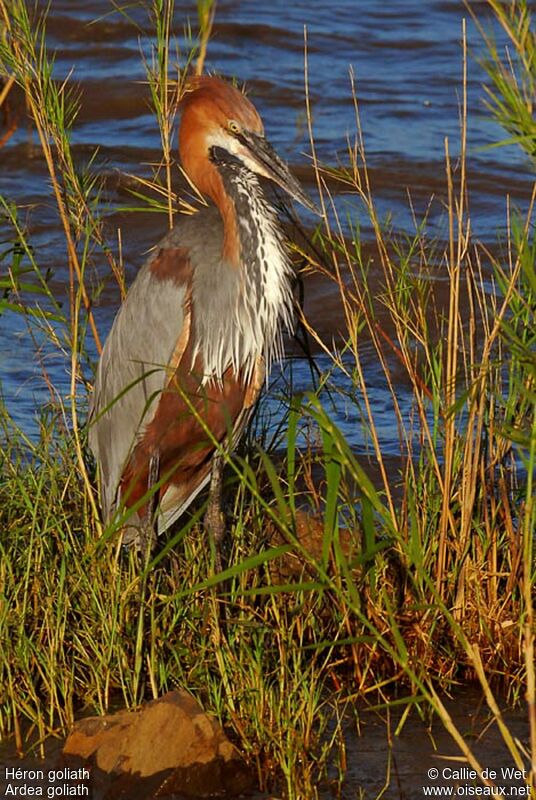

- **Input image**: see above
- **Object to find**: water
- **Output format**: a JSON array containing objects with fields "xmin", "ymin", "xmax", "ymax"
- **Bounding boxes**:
[{"xmin": 1, "ymin": 0, "xmax": 533, "ymax": 444}]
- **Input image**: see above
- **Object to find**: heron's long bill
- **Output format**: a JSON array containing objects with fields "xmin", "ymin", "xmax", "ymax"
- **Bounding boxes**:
[{"xmin": 242, "ymin": 131, "xmax": 320, "ymax": 215}]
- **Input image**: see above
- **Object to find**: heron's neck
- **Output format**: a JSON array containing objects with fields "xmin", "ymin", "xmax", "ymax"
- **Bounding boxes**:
[
  {"xmin": 214, "ymin": 186, "xmax": 242, "ymax": 267},
  {"xmin": 194, "ymin": 166, "xmax": 294, "ymax": 383},
  {"xmin": 218, "ymin": 167, "xmax": 285, "ymax": 278}
]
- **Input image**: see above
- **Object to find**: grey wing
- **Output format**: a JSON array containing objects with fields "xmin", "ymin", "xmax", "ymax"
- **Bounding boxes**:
[{"xmin": 88, "ymin": 244, "xmax": 191, "ymax": 520}]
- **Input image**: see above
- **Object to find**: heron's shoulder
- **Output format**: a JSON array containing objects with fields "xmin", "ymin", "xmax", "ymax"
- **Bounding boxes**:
[
  {"xmin": 146, "ymin": 241, "xmax": 192, "ymax": 286},
  {"xmin": 159, "ymin": 205, "xmax": 224, "ymax": 267}
]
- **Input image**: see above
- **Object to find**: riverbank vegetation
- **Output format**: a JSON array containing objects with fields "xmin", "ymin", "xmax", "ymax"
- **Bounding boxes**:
[{"xmin": 0, "ymin": 0, "xmax": 534, "ymax": 797}]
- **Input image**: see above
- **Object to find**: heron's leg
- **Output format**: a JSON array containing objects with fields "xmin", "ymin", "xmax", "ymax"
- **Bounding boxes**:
[
  {"xmin": 147, "ymin": 454, "xmax": 160, "ymax": 519},
  {"xmin": 139, "ymin": 453, "xmax": 160, "ymax": 558},
  {"xmin": 204, "ymin": 453, "xmax": 226, "ymax": 573}
]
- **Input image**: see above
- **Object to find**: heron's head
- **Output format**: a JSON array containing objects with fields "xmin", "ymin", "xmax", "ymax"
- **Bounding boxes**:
[{"xmin": 179, "ymin": 75, "xmax": 317, "ymax": 213}]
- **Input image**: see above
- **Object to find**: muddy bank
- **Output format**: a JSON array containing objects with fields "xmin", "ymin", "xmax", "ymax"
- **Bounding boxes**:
[{"xmin": 0, "ymin": 687, "xmax": 530, "ymax": 799}]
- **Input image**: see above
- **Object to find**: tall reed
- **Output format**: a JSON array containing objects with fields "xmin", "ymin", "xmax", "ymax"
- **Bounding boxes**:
[{"xmin": 0, "ymin": 0, "xmax": 534, "ymax": 796}]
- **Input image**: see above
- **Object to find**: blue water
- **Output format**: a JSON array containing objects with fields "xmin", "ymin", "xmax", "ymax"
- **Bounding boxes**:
[{"xmin": 0, "ymin": 0, "xmax": 533, "ymax": 446}]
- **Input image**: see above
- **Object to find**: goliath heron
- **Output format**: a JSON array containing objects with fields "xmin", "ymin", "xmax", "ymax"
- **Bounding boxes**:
[{"xmin": 89, "ymin": 76, "xmax": 316, "ymax": 557}]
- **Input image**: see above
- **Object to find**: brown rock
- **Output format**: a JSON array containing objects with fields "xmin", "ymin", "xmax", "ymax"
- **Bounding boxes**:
[{"xmin": 60, "ymin": 690, "xmax": 253, "ymax": 799}]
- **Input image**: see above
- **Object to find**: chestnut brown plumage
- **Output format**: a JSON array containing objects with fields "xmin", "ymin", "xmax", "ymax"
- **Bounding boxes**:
[{"xmin": 89, "ymin": 76, "xmax": 316, "ymax": 557}]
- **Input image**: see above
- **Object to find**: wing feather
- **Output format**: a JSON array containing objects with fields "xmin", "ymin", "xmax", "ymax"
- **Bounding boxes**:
[
  {"xmin": 89, "ymin": 240, "xmax": 192, "ymax": 519},
  {"xmin": 155, "ymin": 355, "xmax": 265, "ymax": 533}
]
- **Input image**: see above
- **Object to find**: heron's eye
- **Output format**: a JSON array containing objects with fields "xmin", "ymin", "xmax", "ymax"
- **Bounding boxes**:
[{"xmin": 228, "ymin": 119, "xmax": 241, "ymax": 134}]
